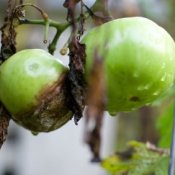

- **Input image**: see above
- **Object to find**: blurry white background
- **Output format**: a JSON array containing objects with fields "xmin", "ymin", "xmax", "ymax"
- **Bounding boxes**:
[{"xmin": 0, "ymin": 113, "xmax": 117, "ymax": 175}]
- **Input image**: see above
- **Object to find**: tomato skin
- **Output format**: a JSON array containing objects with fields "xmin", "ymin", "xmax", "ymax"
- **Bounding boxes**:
[
  {"xmin": 83, "ymin": 17, "xmax": 175, "ymax": 114},
  {"xmin": 0, "ymin": 49, "xmax": 72, "ymax": 132}
]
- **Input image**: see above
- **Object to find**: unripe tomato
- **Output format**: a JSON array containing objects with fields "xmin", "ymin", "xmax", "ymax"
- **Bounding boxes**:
[
  {"xmin": 0, "ymin": 49, "xmax": 72, "ymax": 132},
  {"xmin": 83, "ymin": 17, "xmax": 175, "ymax": 114}
]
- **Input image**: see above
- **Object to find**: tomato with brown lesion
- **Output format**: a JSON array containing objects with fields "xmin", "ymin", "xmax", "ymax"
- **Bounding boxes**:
[{"xmin": 0, "ymin": 49, "xmax": 73, "ymax": 133}]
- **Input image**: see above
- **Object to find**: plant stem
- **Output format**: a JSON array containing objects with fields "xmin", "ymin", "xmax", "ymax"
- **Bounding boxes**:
[
  {"xmin": 17, "ymin": 4, "xmax": 93, "ymax": 54},
  {"xmin": 19, "ymin": 18, "xmax": 69, "ymax": 29},
  {"xmin": 17, "ymin": 0, "xmax": 112, "ymax": 55},
  {"xmin": 48, "ymin": 29, "xmax": 64, "ymax": 55},
  {"xmin": 19, "ymin": 18, "xmax": 69, "ymax": 54}
]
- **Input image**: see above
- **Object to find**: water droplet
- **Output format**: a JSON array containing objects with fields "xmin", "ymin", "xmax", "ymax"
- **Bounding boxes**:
[
  {"xmin": 146, "ymin": 102, "xmax": 151, "ymax": 106},
  {"xmin": 31, "ymin": 131, "xmax": 39, "ymax": 136},
  {"xmin": 161, "ymin": 77, "xmax": 165, "ymax": 82},
  {"xmin": 169, "ymin": 56, "xmax": 173, "ymax": 61},
  {"xmin": 137, "ymin": 84, "xmax": 151, "ymax": 91},
  {"xmin": 161, "ymin": 63, "xmax": 166, "ymax": 69},
  {"xmin": 109, "ymin": 111, "xmax": 117, "ymax": 116},
  {"xmin": 153, "ymin": 91, "xmax": 159, "ymax": 96},
  {"xmin": 133, "ymin": 72, "xmax": 139, "ymax": 78},
  {"xmin": 161, "ymin": 74, "xmax": 166, "ymax": 82},
  {"xmin": 131, "ymin": 108, "xmax": 136, "ymax": 111},
  {"xmin": 137, "ymin": 85, "xmax": 145, "ymax": 91},
  {"xmin": 144, "ymin": 84, "xmax": 151, "ymax": 90}
]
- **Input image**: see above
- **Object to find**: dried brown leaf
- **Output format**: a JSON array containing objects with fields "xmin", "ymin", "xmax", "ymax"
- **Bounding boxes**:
[
  {"xmin": 0, "ymin": 0, "xmax": 20, "ymax": 62},
  {"xmin": 65, "ymin": 0, "xmax": 86, "ymax": 124},
  {"xmin": 86, "ymin": 50, "xmax": 106, "ymax": 118},
  {"xmin": 66, "ymin": 37, "xmax": 86, "ymax": 124},
  {"xmin": 0, "ymin": 105, "xmax": 10, "ymax": 149},
  {"xmin": 63, "ymin": 0, "xmax": 81, "ymax": 8},
  {"xmin": 84, "ymin": 50, "xmax": 106, "ymax": 162},
  {"xmin": 85, "ymin": 119, "xmax": 102, "ymax": 162},
  {"xmin": 90, "ymin": 0, "xmax": 112, "ymax": 25},
  {"xmin": 63, "ymin": 0, "xmax": 81, "ymax": 23},
  {"xmin": 0, "ymin": 0, "xmax": 21, "ymax": 149}
]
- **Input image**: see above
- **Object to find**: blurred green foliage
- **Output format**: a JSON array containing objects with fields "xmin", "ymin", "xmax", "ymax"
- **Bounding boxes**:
[
  {"xmin": 101, "ymin": 141, "xmax": 169, "ymax": 175},
  {"xmin": 156, "ymin": 101, "xmax": 174, "ymax": 148}
]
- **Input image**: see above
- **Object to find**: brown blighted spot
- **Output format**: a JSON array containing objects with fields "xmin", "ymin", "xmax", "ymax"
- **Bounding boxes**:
[
  {"xmin": 130, "ymin": 96, "xmax": 140, "ymax": 102},
  {"xmin": 0, "ymin": 105, "xmax": 10, "ymax": 149},
  {"xmin": 13, "ymin": 72, "xmax": 73, "ymax": 132},
  {"xmin": 84, "ymin": 50, "xmax": 106, "ymax": 162}
]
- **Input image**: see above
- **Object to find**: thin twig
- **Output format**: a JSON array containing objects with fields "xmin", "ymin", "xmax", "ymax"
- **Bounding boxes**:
[{"xmin": 15, "ymin": 3, "xmax": 48, "ymax": 19}]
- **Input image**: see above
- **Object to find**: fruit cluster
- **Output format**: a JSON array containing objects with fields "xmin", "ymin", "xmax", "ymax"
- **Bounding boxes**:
[{"xmin": 0, "ymin": 17, "xmax": 175, "ymax": 132}]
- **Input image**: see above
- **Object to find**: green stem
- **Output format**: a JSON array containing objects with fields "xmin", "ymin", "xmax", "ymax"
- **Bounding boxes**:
[
  {"xmin": 17, "ymin": 1, "xmax": 110, "ymax": 54},
  {"xmin": 43, "ymin": 19, "xmax": 50, "ymax": 44},
  {"xmin": 48, "ymin": 29, "xmax": 63, "ymax": 55},
  {"xmin": 19, "ymin": 18, "xmax": 69, "ymax": 29},
  {"xmin": 19, "ymin": 18, "xmax": 69, "ymax": 54},
  {"xmin": 18, "ymin": 10, "xmax": 90, "ymax": 54}
]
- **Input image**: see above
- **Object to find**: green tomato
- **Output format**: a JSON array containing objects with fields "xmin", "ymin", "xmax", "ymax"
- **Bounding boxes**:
[
  {"xmin": 83, "ymin": 17, "xmax": 175, "ymax": 114},
  {"xmin": 0, "ymin": 49, "xmax": 72, "ymax": 132}
]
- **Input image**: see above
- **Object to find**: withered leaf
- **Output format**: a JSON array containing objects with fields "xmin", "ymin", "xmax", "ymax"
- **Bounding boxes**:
[
  {"xmin": 85, "ymin": 49, "xmax": 106, "ymax": 162},
  {"xmin": 63, "ymin": 0, "xmax": 81, "ymax": 8},
  {"xmin": 83, "ymin": 3, "xmax": 112, "ymax": 26},
  {"xmin": 63, "ymin": 0, "xmax": 81, "ymax": 22},
  {"xmin": 66, "ymin": 37, "xmax": 86, "ymax": 124},
  {"xmin": 86, "ymin": 50, "xmax": 106, "ymax": 118},
  {"xmin": 0, "ymin": 105, "xmax": 10, "ymax": 149},
  {"xmin": 0, "ymin": 0, "xmax": 20, "ymax": 61},
  {"xmin": 0, "ymin": 0, "xmax": 20, "ymax": 148}
]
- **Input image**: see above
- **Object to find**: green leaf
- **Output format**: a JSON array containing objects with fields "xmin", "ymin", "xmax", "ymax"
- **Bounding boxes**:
[
  {"xmin": 156, "ymin": 101, "xmax": 174, "ymax": 148},
  {"xmin": 101, "ymin": 141, "xmax": 169, "ymax": 175}
]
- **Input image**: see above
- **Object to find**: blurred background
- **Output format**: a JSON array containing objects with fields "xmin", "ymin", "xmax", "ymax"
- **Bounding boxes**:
[{"xmin": 0, "ymin": 0, "xmax": 175, "ymax": 175}]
